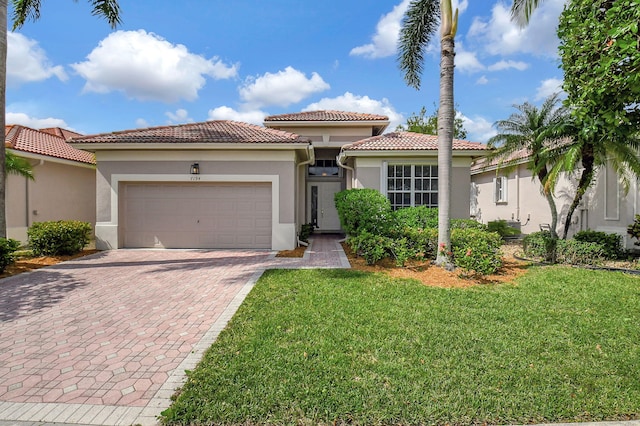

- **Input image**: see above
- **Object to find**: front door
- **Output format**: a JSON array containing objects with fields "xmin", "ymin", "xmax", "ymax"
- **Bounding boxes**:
[{"xmin": 308, "ymin": 182, "xmax": 342, "ymax": 232}]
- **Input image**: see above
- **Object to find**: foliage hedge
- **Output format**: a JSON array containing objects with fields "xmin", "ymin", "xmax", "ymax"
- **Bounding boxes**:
[
  {"xmin": 334, "ymin": 189, "xmax": 394, "ymax": 237},
  {"xmin": 488, "ymin": 219, "xmax": 520, "ymax": 240},
  {"xmin": 0, "ymin": 238, "xmax": 21, "ymax": 273},
  {"xmin": 336, "ymin": 190, "xmax": 502, "ymax": 276},
  {"xmin": 523, "ymin": 231, "xmax": 608, "ymax": 265},
  {"xmin": 28, "ymin": 220, "xmax": 92, "ymax": 256},
  {"xmin": 573, "ymin": 230, "xmax": 623, "ymax": 260}
]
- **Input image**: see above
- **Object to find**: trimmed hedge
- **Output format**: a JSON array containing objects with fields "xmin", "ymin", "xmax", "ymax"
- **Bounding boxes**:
[
  {"xmin": 394, "ymin": 206, "xmax": 438, "ymax": 229},
  {"xmin": 334, "ymin": 189, "xmax": 394, "ymax": 237},
  {"xmin": 451, "ymin": 228, "xmax": 503, "ymax": 277},
  {"xmin": 28, "ymin": 220, "xmax": 92, "ymax": 256},
  {"xmin": 573, "ymin": 230, "xmax": 623, "ymax": 260},
  {"xmin": 0, "ymin": 238, "xmax": 21, "ymax": 273}
]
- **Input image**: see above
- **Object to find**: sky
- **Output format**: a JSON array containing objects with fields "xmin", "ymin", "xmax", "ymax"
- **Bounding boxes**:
[{"xmin": 6, "ymin": 0, "xmax": 567, "ymax": 143}]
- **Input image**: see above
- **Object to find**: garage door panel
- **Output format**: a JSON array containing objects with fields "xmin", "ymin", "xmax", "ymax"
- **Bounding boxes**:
[{"xmin": 123, "ymin": 183, "xmax": 272, "ymax": 249}]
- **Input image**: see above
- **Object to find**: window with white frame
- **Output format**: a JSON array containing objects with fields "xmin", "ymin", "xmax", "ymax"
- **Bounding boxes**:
[
  {"xmin": 387, "ymin": 164, "xmax": 438, "ymax": 210},
  {"xmin": 494, "ymin": 176, "xmax": 508, "ymax": 204}
]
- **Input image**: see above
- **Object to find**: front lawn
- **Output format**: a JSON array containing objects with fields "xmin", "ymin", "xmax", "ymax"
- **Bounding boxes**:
[{"xmin": 161, "ymin": 267, "xmax": 640, "ymax": 425}]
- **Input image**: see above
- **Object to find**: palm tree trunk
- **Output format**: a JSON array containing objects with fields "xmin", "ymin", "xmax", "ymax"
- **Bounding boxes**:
[
  {"xmin": 435, "ymin": 35, "xmax": 454, "ymax": 269},
  {"xmin": 562, "ymin": 147, "xmax": 595, "ymax": 239},
  {"xmin": 0, "ymin": 0, "xmax": 8, "ymax": 239},
  {"xmin": 537, "ymin": 168, "xmax": 558, "ymax": 239}
]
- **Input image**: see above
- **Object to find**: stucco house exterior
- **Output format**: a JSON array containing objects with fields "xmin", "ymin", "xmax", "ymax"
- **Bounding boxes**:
[
  {"xmin": 70, "ymin": 111, "xmax": 487, "ymax": 251},
  {"xmin": 5, "ymin": 125, "xmax": 97, "ymax": 243},
  {"xmin": 470, "ymin": 149, "xmax": 639, "ymax": 247}
]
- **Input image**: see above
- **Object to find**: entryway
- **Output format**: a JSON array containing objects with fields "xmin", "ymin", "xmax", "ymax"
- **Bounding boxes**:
[{"xmin": 308, "ymin": 181, "xmax": 342, "ymax": 232}]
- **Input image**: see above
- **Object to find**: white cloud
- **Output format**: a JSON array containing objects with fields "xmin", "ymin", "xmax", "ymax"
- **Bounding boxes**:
[
  {"xmin": 7, "ymin": 32, "xmax": 67, "ymax": 86},
  {"xmin": 6, "ymin": 112, "xmax": 69, "ymax": 129},
  {"xmin": 350, "ymin": 0, "xmax": 468, "ymax": 59},
  {"xmin": 460, "ymin": 114, "xmax": 496, "ymax": 142},
  {"xmin": 487, "ymin": 60, "xmax": 530, "ymax": 72},
  {"xmin": 207, "ymin": 106, "xmax": 267, "ymax": 125},
  {"xmin": 71, "ymin": 30, "xmax": 238, "ymax": 103},
  {"xmin": 467, "ymin": 0, "xmax": 566, "ymax": 57},
  {"xmin": 534, "ymin": 77, "xmax": 565, "ymax": 101},
  {"xmin": 239, "ymin": 66, "xmax": 330, "ymax": 108},
  {"xmin": 135, "ymin": 118, "xmax": 150, "ymax": 128},
  {"xmin": 165, "ymin": 108, "xmax": 193, "ymax": 123},
  {"xmin": 350, "ymin": 0, "xmax": 410, "ymax": 59},
  {"xmin": 455, "ymin": 43, "xmax": 485, "ymax": 73},
  {"xmin": 304, "ymin": 92, "xmax": 404, "ymax": 131},
  {"xmin": 476, "ymin": 75, "xmax": 489, "ymax": 85}
]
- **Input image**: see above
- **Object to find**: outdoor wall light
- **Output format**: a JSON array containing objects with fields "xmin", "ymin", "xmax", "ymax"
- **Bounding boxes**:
[{"xmin": 190, "ymin": 163, "xmax": 200, "ymax": 175}]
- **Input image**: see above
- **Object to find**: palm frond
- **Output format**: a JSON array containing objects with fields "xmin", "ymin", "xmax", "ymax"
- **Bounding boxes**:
[
  {"xmin": 398, "ymin": 0, "xmax": 440, "ymax": 89},
  {"xmin": 11, "ymin": 0, "xmax": 42, "ymax": 30},
  {"xmin": 88, "ymin": 0, "xmax": 122, "ymax": 28},
  {"xmin": 510, "ymin": 0, "xmax": 544, "ymax": 28},
  {"xmin": 5, "ymin": 152, "xmax": 34, "ymax": 180}
]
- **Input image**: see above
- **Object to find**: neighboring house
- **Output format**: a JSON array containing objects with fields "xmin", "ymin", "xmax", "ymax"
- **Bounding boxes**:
[
  {"xmin": 5, "ymin": 125, "xmax": 97, "ymax": 243},
  {"xmin": 70, "ymin": 112, "xmax": 486, "ymax": 251},
  {"xmin": 470, "ymin": 150, "xmax": 638, "ymax": 247}
]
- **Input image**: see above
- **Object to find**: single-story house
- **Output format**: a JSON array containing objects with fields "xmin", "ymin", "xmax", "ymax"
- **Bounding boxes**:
[
  {"xmin": 5, "ymin": 125, "xmax": 96, "ymax": 243},
  {"xmin": 470, "ymin": 149, "xmax": 639, "ymax": 247},
  {"xmin": 70, "ymin": 111, "xmax": 487, "ymax": 251}
]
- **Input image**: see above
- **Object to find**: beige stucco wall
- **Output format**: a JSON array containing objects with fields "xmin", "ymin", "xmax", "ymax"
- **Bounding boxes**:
[
  {"xmin": 93, "ymin": 150, "xmax": 299, "ymax": 250},
  {"xmin": 6, "ymin": 159, "xmax": 96, "ymax": 243},
  {"xmin": 265, "ymin": 125, "xmax": 377, "ymax": 149},
  {"xmin": 351, "ymin": 156, "xmax": 475, "ymax": 219},
  {"xmin": 470, "ymin": 163, "xmax": 639, "ymax": 245}
]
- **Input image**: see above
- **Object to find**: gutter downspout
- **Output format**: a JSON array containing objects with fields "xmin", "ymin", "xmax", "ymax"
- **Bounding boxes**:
[
  {"xmin": 336, "ymin": 149, "xmax": 354, "ymax": 189},
  {"xmin": 296, "ymin": 144, "xmax": 315, "ymax": 247},
  {"xmin": 26, "ymin": 159, "xmax": 45, "ymax": 229}
]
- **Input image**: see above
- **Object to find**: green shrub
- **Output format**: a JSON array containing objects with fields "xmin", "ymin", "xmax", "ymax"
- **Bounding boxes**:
[
  {"xmin": 28, "ymin": 221, "xmax": 92, "ymax": 256},
  {"xmin": 347, "ymin": 232, "xmax": 392, "ymax": 265},
  {"xmin": 627, "ymin": 214, "xmax": 640, "ymax": 246},
  {"xmin": 0, "ymin": 238, "xmax": 21, "ymax": 273},
  {"xmin": 574, "ymin": 230, "xmax": 623, "ymax": 260},
  {"xmin": 398, "ymin": 227, "xmax": 439, "ymax": 260},
  {"xmin": 299, "ymin": 223, "xmax": 314, "ymax": 243},
  {"xmin": 451, "ymin": 219, "xmax": 488, "ymax": 231},
  {"xmin": 523, "ymin": 231, "xmax": 557, "ymax": 261},
  {"xmin": 334, "ymin": 189, "xmax": 394, "ymax": 237},
  {"xmin": 556, "ymin": 239, "xmax": 605, "ymax": 265},
  {"xmin": 394, "ymin": 206, "xmax": 438, "ymax": 229},
  {"xmin": 487, "ymin": 219, "xmax": 520, "ymax": 240},
  {"xmin": 451, "ymin": 229, "xmax": 503, "ymax": 277}
]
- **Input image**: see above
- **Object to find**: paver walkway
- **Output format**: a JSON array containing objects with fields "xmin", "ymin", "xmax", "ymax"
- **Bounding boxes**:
[{"xmin": 0, "ymin": 235, "xmax": 349, "ymax": 426}]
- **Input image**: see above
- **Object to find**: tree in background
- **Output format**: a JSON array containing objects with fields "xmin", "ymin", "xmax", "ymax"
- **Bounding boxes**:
[
  {"xmin": 6, "ymin": 151, "xmax": 34, "ymax": 180},
  {"xmin": 0, "ymin": 0, "xmax": 121, "ymax": 238},
  {"xmin": 486, "ymin": 93, "xmax": 569, "ymax": 247},
  {"xmin": 552, "ymin": 0, "xmax": 640, "ymax": 239},
  {"xmin": 396, "ymin": 104, "xmax": 468, "ymax": 139}
]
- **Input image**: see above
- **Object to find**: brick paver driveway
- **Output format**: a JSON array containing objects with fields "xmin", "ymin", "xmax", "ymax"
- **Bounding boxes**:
[{"xmin": 0, "ymin": 247, "xmax": 337, "ymax": 426}]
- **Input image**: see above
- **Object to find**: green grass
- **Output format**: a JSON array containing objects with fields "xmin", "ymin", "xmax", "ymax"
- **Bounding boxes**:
[{"xmin": 161, "ymin": 267, "xmax": 640, "ymax": 425}]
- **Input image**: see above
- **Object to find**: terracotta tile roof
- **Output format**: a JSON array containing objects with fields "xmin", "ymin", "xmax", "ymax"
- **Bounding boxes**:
[
  {"xmin": 40, "ymin": 127, "xmax": 84, "ymax": 140},
  {"xmin": 342, "ymin": 131, "xmax": 488, "ymax": 152},
  {"xmin": 5, "ymin": 125, "xmax": 95, "ymax": 165},
  {"xmin": 69, "ymin": 121, "xmax": 309, "ymax": 145},
  {"xmin": 264, "ymin": 110, "xmax": 389, "ymax": 122},
  {"xmin": 470, "ymin": 148, "xmax": 530, "ymax": 172}
]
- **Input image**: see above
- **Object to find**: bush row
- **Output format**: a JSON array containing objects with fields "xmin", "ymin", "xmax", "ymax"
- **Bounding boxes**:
[
  {"xmin": 28, "ymin": 220, "xmax": 92, "ymax": 256},
  {"xmin": 336, "ymin": 189, "xmax": 502, "ymax": 277},
  {"xmin": 522, "ymin": 231, "xmax": 614, "ymax": 265}
]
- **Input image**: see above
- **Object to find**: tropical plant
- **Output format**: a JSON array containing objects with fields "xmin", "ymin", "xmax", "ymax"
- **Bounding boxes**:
[
  {"xmin": 0, "ymin": 0, "xmax": 122, "ymax": 238},
  {"xmin": 396, "ymin": 104, "xmax": 468, "ymax": 139},
  {"xmin": 5, "ymin": 151, "xmax": 33, "ymax": 180},
  {"xmin": 510, "ymin": 0, "xmax": 546, "ymax": 27},
  {"xmin": 398, "ymin": 0, "xmax": 458, "ymax": 269},
  {"xmin": 486, "ymin": 93, "xmax": 570, "ymax": 241},
  {"xmin": 552, "ymin": 0, "xmax": 640, "ymax": 239}
]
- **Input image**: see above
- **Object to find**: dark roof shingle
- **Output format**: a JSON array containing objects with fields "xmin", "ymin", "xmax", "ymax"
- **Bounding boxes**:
[
  {"xmin": 342, "ymin": 131, "xmax": 487, "ymax": 152},
  {"xmin": 5, "ymin": 125, "xmax": 95, "ymax": 165},
  {"xmin": 264, "ymin": 110, "xmax": 389, "ymax": 122},
  {"xmin": 69, "ymin": 121, "xmax": 308, "ymax": 145}
]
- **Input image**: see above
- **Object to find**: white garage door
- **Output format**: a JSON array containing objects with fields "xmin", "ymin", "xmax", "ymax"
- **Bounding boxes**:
[{"xmin": 122, "ymin": 183, "xmax": 272, "ymax": 249}]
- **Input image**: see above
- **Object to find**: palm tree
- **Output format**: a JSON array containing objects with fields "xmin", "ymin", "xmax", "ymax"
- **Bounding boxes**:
[
  {"xmin": 6, "ymin": 151, "xmax": 34, "ymax": 180},
  {"xmin": 398, "ymin": 0, "xmax": 458, "ymax": 269},
  {"xmin": 0, "ymin": 0, "xmax": 121, "ymax": 238},
  {"xmin": 510, "ymin": 0, "xmax": 546, "ymax": 27},
  {"xmin": 546, "ymin": 124, "xmax": 640, "ymax": 240},
  {"xmin": 486, "ymin": 93, "xmax": 569, "ymax": 240},
  {"xmin": 398, "ymin": 0, "xmax": 548, "ymax": 269}
]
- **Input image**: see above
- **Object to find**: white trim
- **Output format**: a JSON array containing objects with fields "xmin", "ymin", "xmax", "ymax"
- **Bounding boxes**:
[{"xmin": 97, "ymin": 173, "xmax": 293, "ymax": 250}]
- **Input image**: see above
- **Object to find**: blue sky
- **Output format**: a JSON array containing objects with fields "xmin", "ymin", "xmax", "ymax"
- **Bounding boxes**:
[{"xmin": 6, "ymin": 0, "xmax": 566, "ymax": 142}]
